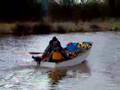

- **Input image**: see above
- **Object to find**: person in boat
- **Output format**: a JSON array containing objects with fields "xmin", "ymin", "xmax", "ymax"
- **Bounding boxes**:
[
  {"xmin": 42, "ymin": 36, "xmax": 69, "ymax": 62},
  {"xmin": 32, "ymin": 36, "xmax": 69, "ymax": 64},
  {"xmin": 42, "ymin": 36, "xmax": 62, "ymax": 58}
]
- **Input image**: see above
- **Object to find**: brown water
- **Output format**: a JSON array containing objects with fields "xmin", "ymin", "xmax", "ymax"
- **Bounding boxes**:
[{"xmin": 0, "ymin": 32, "xmax": 120, "ymax": 90}]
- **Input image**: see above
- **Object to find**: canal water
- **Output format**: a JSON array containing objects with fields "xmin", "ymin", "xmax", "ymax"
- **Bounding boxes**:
[{"xmin": 0, "ymin": 32, "xmax": 120, "ymax": 90}]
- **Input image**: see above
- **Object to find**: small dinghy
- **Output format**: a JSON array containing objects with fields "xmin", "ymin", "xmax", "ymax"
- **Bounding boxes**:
[{"xmin": 32, "ymin": 41, "xmax": 92, "ymax": 68}]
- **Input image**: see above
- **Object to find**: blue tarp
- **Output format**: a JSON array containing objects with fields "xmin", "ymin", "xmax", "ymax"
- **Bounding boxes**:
[{"xmin": 65, "ymin": 43, "xmax": 80, "ymax": 53}]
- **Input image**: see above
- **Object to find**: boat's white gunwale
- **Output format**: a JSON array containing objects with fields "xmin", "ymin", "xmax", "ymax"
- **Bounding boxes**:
[{"xmin": 40, "ymin": 50, "xmax": 90, "ymax": 68}]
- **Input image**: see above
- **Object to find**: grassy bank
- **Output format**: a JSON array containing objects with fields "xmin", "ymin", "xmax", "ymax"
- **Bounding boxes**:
[{"xmin": 0, "ymin": 20, "xmax": 119, "ymax": 35}]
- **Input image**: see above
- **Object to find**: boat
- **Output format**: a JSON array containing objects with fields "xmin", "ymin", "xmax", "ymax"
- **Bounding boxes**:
[
  {"xmin": 38, "ymin": 50, "xmax": 90, "ymax": 68},
  {"xmin": 32, "ymin": 41, "xmax": 92, "ymax": 68}
]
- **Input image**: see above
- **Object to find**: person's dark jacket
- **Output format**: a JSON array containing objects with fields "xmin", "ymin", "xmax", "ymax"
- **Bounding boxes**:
[
  {"xmin": 42, "ymin": 37, "xmax": 69, "ymax": 60},
  {"xmin": 44, "ymin": 41, "xmax": 61, "ymax": 55},
  {"xmin": 42, "ymin": 37, "xmax": 62, "ymax": 57}
]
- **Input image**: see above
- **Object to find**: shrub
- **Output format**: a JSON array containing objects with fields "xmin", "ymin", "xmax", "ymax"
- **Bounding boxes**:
[
  {"xmin": 33, "ymin": 23, "xmax": 51, "ymax": 34},
  {"xmin": 14, "ymin": 24, "xmax": 31, "ymax": 35},
  {"xmin": 112, "ymin": 23, "xmax": 120, "ymax": 31},
  {"xmin": 56, "ymin": 25, "xmax": 66, "ymax": 34},
  {"xmin": 89, "ymin": 24, "xmax": 101, "ymax": 31}
]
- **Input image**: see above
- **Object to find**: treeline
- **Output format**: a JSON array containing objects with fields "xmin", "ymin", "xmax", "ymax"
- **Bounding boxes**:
[
  {"xmin": 49, "ymin": 2, "xmax": 107, "ymax": 21},
  {"xmin": 0, "ymin": 0, "xmax": 43, "ymax": 22},
  {"xmin": 0, "ymin": 0, "xmax": 120, "ymax": 21},
  {"xmin": 49, "ymin": 1, "xmax": 120, "ymax": 21}
]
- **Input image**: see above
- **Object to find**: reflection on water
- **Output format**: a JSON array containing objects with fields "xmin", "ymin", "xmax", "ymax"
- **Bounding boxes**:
[
  {"xmin": 48, "ymin": 69, "xmax": 67, "ymax": 85},
  {"xmin": 0, "ymin": 32, "xmax": 120, "ymax": 90},
  {"xmin": 0, "ymin": 61, "xmax": 90, "ymax": 90},
  {"xmin": 48, "ymin": 61, "xmax": 90, "ymax": 86}
]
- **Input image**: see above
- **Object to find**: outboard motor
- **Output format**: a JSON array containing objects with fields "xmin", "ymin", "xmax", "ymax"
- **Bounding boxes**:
[{"xmin": 32, "ymin": 56, "xmax": 42, "ymax": 65}]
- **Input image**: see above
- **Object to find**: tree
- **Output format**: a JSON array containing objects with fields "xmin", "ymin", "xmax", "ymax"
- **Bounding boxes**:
[
  {"xmin": 60, "ymin": 0, "xmax": 75, "ymax": 6},
  {"xmin": 0, "ymin": 0, "xmax": 42, "ymax": 21},
  {"xmin": 105, "ymin": 0, "xmax": 120, "ymax": 16}
]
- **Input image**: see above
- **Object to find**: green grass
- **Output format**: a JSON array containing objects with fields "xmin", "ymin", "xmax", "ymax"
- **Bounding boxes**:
[{"xmin": 112, "ymin": 23, "xmax": 120, "ymax": 31}]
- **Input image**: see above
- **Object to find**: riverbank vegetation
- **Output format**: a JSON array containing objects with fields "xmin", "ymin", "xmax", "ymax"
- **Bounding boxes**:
[
  {"xmin": 0, "ymin": 0, "xmax": 120, "ymax": 34},
  {"xmin": 0, "ymin": 20, "xmax": 119, "ymax": 35}
]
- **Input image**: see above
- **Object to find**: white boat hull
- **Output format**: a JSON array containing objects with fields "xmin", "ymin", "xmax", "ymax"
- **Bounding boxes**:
[{"xmin": 40, "ymin": 50, "xmax": 90, "ymax": 68}]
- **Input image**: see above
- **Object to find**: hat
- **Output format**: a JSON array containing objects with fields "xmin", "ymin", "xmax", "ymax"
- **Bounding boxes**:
[{"xmin": 52, "ymin": 36, "xmax": 58, "ymax": 41}]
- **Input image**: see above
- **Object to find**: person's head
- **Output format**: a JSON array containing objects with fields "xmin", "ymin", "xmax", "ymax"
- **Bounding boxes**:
[
  {"xmin": 52, "ymin": 36, "xmax": 58, "ymax": 41},
  {"xmin": 53, "ymin": 41, "xmax": 59, "ymax": 47},
  {"xmin": 50, "ymin": 36, "xmax": 61, "ymax": 48},
  {"xmin": 50, "ymin": 36, "xmax": 58, "ymax": 45}
]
